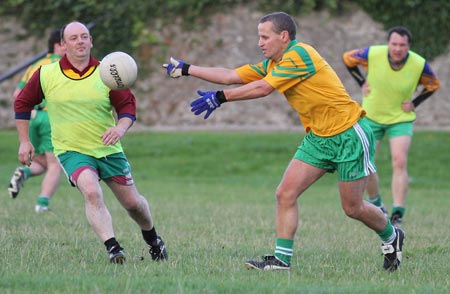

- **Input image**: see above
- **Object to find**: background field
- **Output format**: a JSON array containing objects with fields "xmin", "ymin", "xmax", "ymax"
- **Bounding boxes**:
[{"xmin": 0, "ymin": 130, "xmax": 449, "ymax": 293}]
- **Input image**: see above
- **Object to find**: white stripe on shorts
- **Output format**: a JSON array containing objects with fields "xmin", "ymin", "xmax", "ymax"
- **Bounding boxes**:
[{"xmin": 353, "ymin": 122, "xmax": 376, "ymax": 176}]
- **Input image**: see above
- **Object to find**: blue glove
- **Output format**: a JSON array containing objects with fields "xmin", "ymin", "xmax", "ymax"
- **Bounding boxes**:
[
  {"xmin": 190, "ymin": 90, "xmax": 224, "ymax": 119},
  {"xmin": 162, "ymin": 57, "xmax": 190, "ymax": 78}
]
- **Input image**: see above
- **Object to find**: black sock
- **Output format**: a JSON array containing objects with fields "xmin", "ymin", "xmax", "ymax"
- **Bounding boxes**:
[
  {"xmin": 104, "ymin": 237, "xmax": 120, "ymax": 251},
  {"xmin": 142, "ymin": 227, "xmax": 158, "ymax": 245}
]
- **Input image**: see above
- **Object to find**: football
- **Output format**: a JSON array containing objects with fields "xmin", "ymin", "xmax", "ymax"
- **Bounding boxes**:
[{"xmin": 99, "ymin": 51, "xmax": 138, "ymax": 90}]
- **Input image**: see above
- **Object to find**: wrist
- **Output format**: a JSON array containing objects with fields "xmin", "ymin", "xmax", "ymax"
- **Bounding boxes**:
[
  {"xmin": 182, "ymin": 63, "xmax": 190, "ymax": 76},
  {"xmin": 216, "ymin": 91, "xmax": 227, "ymax": 104}
]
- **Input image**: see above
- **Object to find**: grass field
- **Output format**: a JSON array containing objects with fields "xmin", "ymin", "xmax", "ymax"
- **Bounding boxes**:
[{"xmin": 0, "ymin": 129, "xmax": 449, "ymax": 294}]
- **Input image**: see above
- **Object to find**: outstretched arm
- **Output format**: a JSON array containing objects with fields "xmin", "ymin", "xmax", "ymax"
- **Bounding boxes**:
[
  {"xmin": 163, "ymin": 57, "xmax": 243, "ymax": 85},
  {"xmin": 190, "ymin": 79, "xmax": 274, "ymax": 119}
]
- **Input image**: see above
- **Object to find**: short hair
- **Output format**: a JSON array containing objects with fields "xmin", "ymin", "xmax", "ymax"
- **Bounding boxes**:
[
  {"xmin": 259, "ymin": 12, "xmax": 297, "ymax": 41},
  {"xmin": 48, "ymin": 29, "xmax": 62, "ymax": 53},
  {"xmin": 60, "ymin": 21, "xmax": 89, "ymax": 42},
  {"xmin": 387, "ymin": 26, "xmax": 412, "ymax": 45}
]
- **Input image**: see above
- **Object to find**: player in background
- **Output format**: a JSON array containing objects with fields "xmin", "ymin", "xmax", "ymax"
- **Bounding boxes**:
[
  {"xmin": 164, "ymin": 12, "xmax": 404, "ymax": 272},
  {"xmin": 343, "ymin": 26, "xmax": 441, "ymax": 226},
  {"xmin": 8, "ymin": 29, "xmax": 64, "ymax": 212},
  {"xmin": 14, "ymin": 21, "xmax": 167, "ymax": 264}
]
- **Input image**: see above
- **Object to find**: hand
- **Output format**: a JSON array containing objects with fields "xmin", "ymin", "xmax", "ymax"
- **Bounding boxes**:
[
  {"xmin": 102, "ymin": 126, "xmax": 126, "ymax": 145},
  {"xmin": 18, "ymin": 141, "xmax": 34, "ymax": 166},
  {"xmin": 162, "ymin": 57, "xmax": 190, "ymax": 78},
  {"xmin": 190, "ymin": 90, "xmax": 222, "ymax": 119},
  {"xmin": 362, "ymin": 82, "xmax": 371, "ymax": 96},
  {"xmin": 401, "ymin": 100, "xmax": 415, "ymax": 112}
]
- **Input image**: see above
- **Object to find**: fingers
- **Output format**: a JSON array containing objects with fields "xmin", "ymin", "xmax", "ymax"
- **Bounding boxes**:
[
  {"xmin": 204, "ymin": 110, "xmax": 213, "ymax": 119},
  {"xmin": 19, "ymin": 152, "xmax": 32, "ymax": 166},
  {"xmin": 170, "ymin": 57, "xmax": 179, "ymax": 65},
  {"xmin": 102, "ymin": 134, "xmax": 121, "ymax": 145}
]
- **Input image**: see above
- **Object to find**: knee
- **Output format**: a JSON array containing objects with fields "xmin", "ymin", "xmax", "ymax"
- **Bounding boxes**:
[
  {"xmin": 83, "ymin": 189, "xmax": 103, "ymax": 206},
  {"xmin": 392, "ymin": 155, "xmax": 407, "ymax": 170},
  {"xmin": 275, "ymin": 187, "xmax": 298, "ymax": 207},
  {"xmin": 123, "ymin": 194, "xmax": 144, "ymax": 211},
  {"xmin": 342, "ymin": 202, "xmax": 363, "ymax": 219}
]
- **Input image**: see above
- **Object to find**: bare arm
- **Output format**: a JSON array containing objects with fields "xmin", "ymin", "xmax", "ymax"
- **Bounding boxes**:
[
  {"xmin": 187, "ymin": 63, "xmax": 274, "ymax": 101},
  {"xmin": 222, "ymin": 79, "xmax": 274, "ymax": 101},
  {"xmin": 16, "ymin": 119, "xmax": 34, "ymax": 166},
  {"xmin": 101, "ymin": 117, "xmax": 134, "ymax": 145},
  {"xmin": 188, "ymin": 65, "xmax": 243, "ymax": 85}
]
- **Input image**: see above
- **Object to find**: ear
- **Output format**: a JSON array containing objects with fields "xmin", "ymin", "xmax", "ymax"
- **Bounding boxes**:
[{"xmin": 281, "ymin": 30, "xmax": 290, "ymax": 42}]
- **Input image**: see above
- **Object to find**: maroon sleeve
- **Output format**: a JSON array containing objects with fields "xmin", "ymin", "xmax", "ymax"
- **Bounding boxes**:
[
  {"xmin": 109, "ymin": 88, "xmax": 137, "ymax": 121},
  {"xmin": 14, "ymin": 68, "xmax": 45, "ymax": 119}
]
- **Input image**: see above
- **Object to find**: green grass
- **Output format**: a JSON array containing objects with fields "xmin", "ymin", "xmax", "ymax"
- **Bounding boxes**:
[{"xmin": 0, "ymin": 129, "xmax": 449, "ymax": 294}]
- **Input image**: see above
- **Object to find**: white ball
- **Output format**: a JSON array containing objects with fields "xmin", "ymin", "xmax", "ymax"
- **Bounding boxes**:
[{"xmin": 99, "ymin": 51, "xmax": 138, "ymax": 90}]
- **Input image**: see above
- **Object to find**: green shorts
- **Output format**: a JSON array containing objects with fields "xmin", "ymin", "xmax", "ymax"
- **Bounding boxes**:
[
  {"xmin": 294, "ymin": 118, "xmax": 376, "ymax": 181},
  {"xmin": 29, "ymin": 110, "xmax": 53, "ymax": 155},
  {"xmin": 365, "ymin": 118, "xmax": 413, "ymax": 140},
  {"xmin": 58, "ymin": 151, "xmax": 133, "ymax": 186}
]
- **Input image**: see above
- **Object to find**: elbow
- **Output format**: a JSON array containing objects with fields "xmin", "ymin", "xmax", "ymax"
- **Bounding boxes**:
[
  {"xmin": 259, "ymin": 84, "xmax": 274, "ymax": 97},
  {"xmin": 260, "ymin": 88, "xmax": 273, "ymax": 97}
]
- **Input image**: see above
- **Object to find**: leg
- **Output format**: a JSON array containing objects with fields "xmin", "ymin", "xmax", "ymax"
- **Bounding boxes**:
[
  {"xmin": 339, "ymin": 177, "xmax": 387, "ymax": 231},
  {"xmin": 339, "ymin": 176, "xmax": 404, "ymax": 272},
  {"xmin": 275, "ymin": 159, "xmax": 327, "ymax": 239},
  {"xmin": 389, "ymin": 136, "xmax": 411, "ymax": 208},
  {"xmin": 76, "ymin": 168, "xmax": 115, "ymax": 242},
  {"xmin": 245, "ymin": 159, "xmax": 326, "ymax": 270},
  {"xmin": 28, "ymin": 154, "xmax": 47, "ymax": 176},
  {"xmin": 8, "ymin": 156, "xmax": 46, "ymax": 199},
  {"xmin": 35, "ymin": 152, "xmax": 62, "ymax": 212},
  {"xmin": 365, "ymin": 140, "xmax": 388, "ymax": 216},
  {"xmin": 38, "ymin": 151, "xmax": 62, "ymax": 199},
  {"xmin": 105, "ymin": 179, "xmax": 168, "ymax": 261},
  {"xmin": 365, "ymin": 140, "xmax": 381, "ymax": 198},
  {"xmin": 105, "ymin": 179, "xmax": 154, "ymax": 231}
]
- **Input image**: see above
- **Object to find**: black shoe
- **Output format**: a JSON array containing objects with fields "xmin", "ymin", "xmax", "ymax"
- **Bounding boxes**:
[
  {"xmin": 149, "ymin": 236, "xmax": 168, "ymax": 261},
  {"xmin": 108, "ymin": 245, "xmax": 126, "ymax": 264},
  {"xmin": 245, "ymin": 255, "xmax": 290, "ymax": 270},
  {"xmin": 8, "ymin": 167, "xmax": 26, "ymax": 199},
  {"xmin": 381, "ymin": 227, "xmax": 405, "ymax": 272},
  {"xmin": 390, "ymin": 212, "xmax": 403, "ymax": 227}
]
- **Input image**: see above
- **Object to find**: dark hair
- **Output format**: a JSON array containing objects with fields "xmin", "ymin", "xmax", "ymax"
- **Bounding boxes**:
[
  {"xmin": 259, "ymin": 12, "xmax": 297, "ymax": 41},
  {"xmin": 387, "ymin": 26, "xmax": 412, "ymax": 45},
  {"xmin": 48, "ymin": 29, "xmax": 62, "ymax": 53}
]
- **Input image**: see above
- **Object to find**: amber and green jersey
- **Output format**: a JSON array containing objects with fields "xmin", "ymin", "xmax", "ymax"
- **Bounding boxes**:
[{"xmin": 236, "ymin": 40, "xmax": 364, "ymax": 137}]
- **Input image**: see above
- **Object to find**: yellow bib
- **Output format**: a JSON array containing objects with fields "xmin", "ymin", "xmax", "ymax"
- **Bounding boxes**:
[
  {"xmin": 364, "ymin": 45, "xmax": 425, "ymax": 124},
  {"xmin": 40, "ymin": 62, "xmax": 123, "ymax": 157}
]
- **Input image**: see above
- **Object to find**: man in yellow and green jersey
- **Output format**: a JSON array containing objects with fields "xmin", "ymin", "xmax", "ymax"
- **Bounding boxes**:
[
  {"xmin": 8, "ymin": 29, "xmax": 64, "ymax": 212},
  {"xmin": 164, "ymin": 12, "xmax": 404, "ymax": 272},
  {"xmin": 343, "ymin": 26, "xmax": 441, "ymax": 227}
]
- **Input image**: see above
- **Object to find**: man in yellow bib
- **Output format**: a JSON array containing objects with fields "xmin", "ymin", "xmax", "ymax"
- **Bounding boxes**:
[
  {"xmin": 164, "ymin": 12, "xmax": 403, "ymax": 272},
  {"xmin": 343, "ymin": 26, "xmax": 441, "ymax": 227},
  {"xmin": 14, "ymin": 21, "xmax": 167, "ymax": 264}
]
